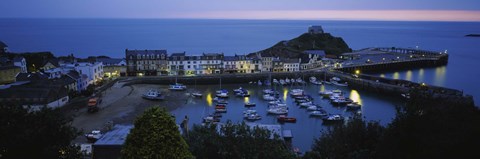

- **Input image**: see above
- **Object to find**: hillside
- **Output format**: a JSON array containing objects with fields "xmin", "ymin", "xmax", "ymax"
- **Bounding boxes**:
[{"xmin": 250, "ymin": 33, "xmax": 351, "ymax": 59}]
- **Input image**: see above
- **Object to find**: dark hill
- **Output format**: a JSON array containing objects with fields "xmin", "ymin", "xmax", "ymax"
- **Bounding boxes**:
[{"xmin": 250, "ymin": 33, "xmax": 351, "ymax": 59}]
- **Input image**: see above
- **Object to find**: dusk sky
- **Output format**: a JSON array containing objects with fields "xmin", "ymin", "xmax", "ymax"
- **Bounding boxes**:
[{"xmin": 2, "ymin": 0, "xmax": 480, "ymax": 21}]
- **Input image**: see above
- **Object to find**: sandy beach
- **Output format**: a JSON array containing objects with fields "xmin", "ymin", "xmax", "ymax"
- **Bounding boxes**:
[{"xmin": 71, "ymin": 82, "xmax": 189, "ymax": 143}]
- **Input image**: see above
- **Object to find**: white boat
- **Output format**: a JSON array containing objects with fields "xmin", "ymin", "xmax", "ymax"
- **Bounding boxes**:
[
  {"xmin": 346, "ymin": 102, "xmax": 362, "ymax": 110},
  {"xmin": 290, "ymin": 89, "xmax": 304, "ymax": 96},
  {"xmin": 322, "ymin": 114, "xmax": 344, "ymax": 122},
  {"xmin": 216, "ymin": 92, "xmax": 229, "ymax": 98},
  {"xmin": 273, "ymin": 79, "xmax": 279, "ymax": 85},
  {"xmin": 332, "ymin": 81, "xmax": 348, "ymax": 87},
  {"xmin": 309, "ymin": 77, "xmax": 317, "ymax": 83},
  {"xmin": 244, "ymin": 113, "xmax": 262, "ymax": 121},
  {"xmin": 263, "ymin": 94, "xmax": 276, "ymax": 101},
  {"xmin": 307, "ymin": 105, "xmax": 321, "ymax": 111},
  {"xmin": 310, "ymin": 110, "xmax": 328, "ymax": 117},
  {"xmin": 233, "ymin": 87, "xmax": 244, "ymax": 93},
  {"xmin": 299, "ymin": 101, "xmax": 313, "ymax": 107},
  {"xmin": 243, "ymin": 109, "xmax": 257, "ymax": 114},
  {"xmin": 296, "ymin": 78, "xmax": 305, "ymax": 84},
  {"xmin": 169, "ymin": 83, "xmax": 187, "ymax": 91},
  {"xmin": 263, "ymin": 89, "xmax": 274, "ymax": 94},
  {"xmin": 142, "ymin": 89, "xmax": 164, "ymax": 100},
  {"xmin": 267, "ymin": 108, "xmax": 288, "ymax": 114},
  {"xmin": 279, "ymin": 79, "xmax": 286, "ymax": 85},
  {"xmin": 285, "ymin": 78, "xmax": 291, "ymax": 84},
  {"xmin": 245, "ymin": 102, "xmax": 256, "ymax": 107},
  {"xmin": 258, "ymin": 80, "xmax": 262, "ymax": 86},
  {"xmin": 331, "ymin": 77, "xmax": 341, "ymax": 81},
  {"xmin": 192, "ymin": 92, "xmax": 203, "ymax": 98}
]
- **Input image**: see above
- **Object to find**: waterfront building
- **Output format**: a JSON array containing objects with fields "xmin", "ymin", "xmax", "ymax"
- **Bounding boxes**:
[
  {"xmin": 13, "ymin": 56, "xmax": 27, "ymax": 73},
  {"xmin": 200, "ymin": 53, "xmax": 224, "ymax": 74},
  {"xmin": 260, "ymin": 53, "xmax": 274, "ymax": 72},
  {"xmin": 272, "ymin": 58, "xmax": 284, "ymax": 72},
  {"xmin": 184, "ymin": 55, "xmax": 202, "ymax": 75},
  {"xmin": 282, "ymin": 58, "xmax": 300, "ymax": 72},
  {"xmin": 167, "ymin": 52, "xmax": 186, "ymax": 75},
  {"xmin": 0, "ymin": 41, "xmax": 7, "ymax": 54},
  {"xmin": 223, "ymin": 56, "xmax": 237, "ymax": 74},
  {"xmin": 65, "ymin": 70, "xmax": 88, "ymax": 91},
  {"xmin": 308, "ymin": 25, "xmax": 324, "ymax": 34},
  {"xmin": 301, "ymin": 50, "xmax": 325, "ymax": 70},
  {"xmin": 0, "ymin": 66, "xmax": 21, "ymax": 84},
  {"xmin": 71, "ymin": 62, "xmax": 104, "ymax": 85},
  {"xmin": 125, "ymin": 49, "xmax": 168, "ymax": 76},
  {"xmin": 235, "ymin": 55, "xmax": 251, "ymax": 73},
  {"xmin": 97, "ymin": 57, "xmax": 127, "ymax": 78}
]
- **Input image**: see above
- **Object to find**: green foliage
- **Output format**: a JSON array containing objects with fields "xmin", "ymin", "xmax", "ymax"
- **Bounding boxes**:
[
  {"xmin": 376, "ymin": 93, "xmax": 480, "ymax": 159},
  {"xmin": 303, "ymin": 117, "xmax": 384, "ymax": 159},
  {"xmin": 121, "ymin": 107, "xmax": 192, "ymax": 159},
  {"xmin": 255, "ymin": 33, "xmax": 352, "ymax": 59},
  {"xmin": 0, "ymin": 104, "xmax": 81, "ymax": 159},
  {"xmin": 5, "ymin": 52, "xmax": 55, "ymax": 72},
  {"xmin": 305, "ymin": 91, "xmax": 480, "ymax": 159},
  {"xmin": 185, "ymin": 121, "xmax": 295, "ymax": 159}
]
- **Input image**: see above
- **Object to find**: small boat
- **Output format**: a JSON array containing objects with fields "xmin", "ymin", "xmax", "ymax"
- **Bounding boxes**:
[
  {"xmin": 216, "ymin": 99, "xmax": 228, "ymax": 104},
  {"xmin": 277, "ymin": 115, "xmax": 297, "ymax": 123},
  {"xmin": 191, "ymin": 92, "xmax": 203, "ymax": 98},
  {"xmin": 296, "ymin": 78, "xmax": 305, "ymax": 85},
  {"xmin": 290, "ymin": 89, "xmax": 304, "ymax": 96},
  {"xmin": 346, "ymin": 102, "xmax": 362, "ymax": 110},
  {"xmin": 332, "ymin": 81, "xmax": 348, "ymax": 87},
  {"xmin": 169, "ymin": 83, "xmax": 187, "ymax": 91},
  {"xmin": 331, "ymin": 77, "xmax": 341, "ymax": 81},
  {"xmin": 309, "ymin": 77, "xmax": 317, "ymax": 83},
  {"xmin": 142, "ymin": 89, "xmax": 164, "ymax": 100},
  {"xmin": 85, "ymin": 130, "xmax": 103, "ymax": 142},
  {"xmin": 322, "ymin": 114, "xmax": 344, "ymax": 123},
  {"xmin": 310, "ymin": 110, "xmax": 328, "ymax": 117},
  {"xmin": 299, "ymin": 101, "xmax": 313, "ymax": 107},
  {"xmin": 233, "ymin": 87, "xmax": 244, "ymax": 93},
  {"xmin": 215, "ymin": 108, "xmax": 227, "ymax": 113},
  {"xmin": 401, "ymin": 93, "xmax": 411, "ymax": 99},
  {"xmin": 258, "ymin": 80, "xmax": 263, "ymax": 86},
  {"xmin": 215, "ymin": 104, "xmax": 226, "ymax": 109},
  {"xmin": 203, "ymin": 116, "xmax": 220, "ymax": 123},
  {"xmin": 332, "ymin": 97, "xmax": 353, "ymax": 105},
  {"xmin": 273, "ymin": 79, "xmax": 280, "ymax": 85},
  {"xmin": 245, "ymin": 102, "xmax": 256, "ymax": 107},
  {"xmin": 285, "ymin": 78, "xmax": 291, "ymax": 84},
  {"xmin": 263, "ymin": 94, "xmax": 276, "ymax": 101},
  {"xmin": 216, "ymin": 92, "xmax": 229, "ymax": 98},
  {"xmin": 267, "ymin": 108, "xmax": 288, "ymax": 114},
  {"xmin": 324, "ymin": 80, "xmax": 332, "ymax": 85},
  {"xmin": 265, "ymin": 80, "xmax": 271, "ymax": 86},
  {"xmin": 279, "ymin": 79, "xmax": 286, "ymax": 85},
  {"xmin": 244, "ymin": 113, "xmax": 262, "ymax": 121},
  {"xmin": 307, "ymin": 105, "xmax": 321, "ymax": 111},
  {"xmin": 243, "ymin": 109, "xmax": 257, "ymax": 114}
]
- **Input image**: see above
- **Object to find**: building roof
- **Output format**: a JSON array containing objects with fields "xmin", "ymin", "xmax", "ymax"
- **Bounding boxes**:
[
  {"xmin": 66, "ymin": 70, "xmax": 81, "ymax": 80},
  {"xmin": 41, "ymin": 58, "xmax": 60, "ymax": 68},
  {"xmin": 0, "ymin": 41, "xmax": 7, "ymax": 48},
  {"xmin": 304, "ymin": 50, "xmax": 326, "ymax": 56},
  {"xmin": 125, "ymin": 49, "xmax": 167, "ymax": 56},
  {"xmin": 16, "ymin": 72, "xmax": 49, "ymax": 82},
  {"xmin": 97, "ymin": 58, "xmax": 125, "ymax": 66},
  {"xmin": 223, "ymin": 56, "xmax": 236, "ymax": 61},
  {"xmin": 0, "ymin": 82, "xmax": 68, "ymax": 104},
  {"xmin": 281, "ymin": 58, "xmax": 300, "ymax": 63},
  {"xmin": 170, "ymin": 52, "xmax": 186, "ymax": 57},
  {"xmin": 94, "ymin": 125, "xmax": 134, "ymax": 145}
]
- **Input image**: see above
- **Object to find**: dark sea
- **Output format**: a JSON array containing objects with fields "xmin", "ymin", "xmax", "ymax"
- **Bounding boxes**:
[{"xmin": 1, "ymin": 18, "xmax": 479, "ymax": 151}]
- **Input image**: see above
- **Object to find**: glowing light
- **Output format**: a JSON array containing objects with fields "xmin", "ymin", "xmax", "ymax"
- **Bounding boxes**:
[
  {"xmin": 393, "ymin": 72, "xmax": 400, "ymax": 79},
  {"xmin": 206, "ymin": 93, "xmax": 213, "ymax": 106},
  {"xmin": 244, "ymin": 97, "xmax": 250, "ymax": 103},
  {"xmin": 406, "ymin": 70, "xmax": 412, "ymax": 81},
  {"xmin": 349, "ymin": 89, "xmax": 362, "ymax": 105},
  {"xmin": 355, "ymin": 70, "xmax": 360, "ymax": 74},
  {"xmin": 283, "ymin": 88, "xmax": 288, "ymax": 101}
]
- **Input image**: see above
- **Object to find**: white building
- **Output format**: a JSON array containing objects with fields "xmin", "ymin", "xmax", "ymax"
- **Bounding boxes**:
[
  {"xmin": 74, "ymin": 62, "xmax": 104, "ymax": 85},
  {"xmin": 13, "ymin": 57, "xmax": 27, "ymax": 73},
  {"xmin": 282, "ymin": 59, "xmax": 300, "ymax": 72}
]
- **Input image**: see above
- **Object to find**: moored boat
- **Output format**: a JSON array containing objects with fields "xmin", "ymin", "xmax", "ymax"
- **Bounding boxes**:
[
  {"xmin": 322, "ymin": 114, "xmax": 344, "ymax": 123},
  {"xmin": 310, "ymin": 110, "xmax": 328, "ymax": 117},
  {"xmin": 245, "ymin": 102, "xmax": 256, "ymax": 107},
  {"xmin": 191, "ymin": 92, "xmax": 203, "ymax": 98},
  {"xmin": 169, "ymin": 83, "xmax": 187, "ymax": 91},
  {"xmin": 346, "ymin": 102, "xmax": 362, "ymax": 110},
  {"xmin": 142, "ymin": 89, "xmax": 164, "ymax": 100},
  {"xmin": 267, "ymin": 108, "xmax": 288, "ymax": 114},
  {"xmin": 85, "ymin": 130, "xmax": 103, "ymax": 142},
  {"xmin": 277, "ymin": 115, "xmax": 297, "ymax": 123}
]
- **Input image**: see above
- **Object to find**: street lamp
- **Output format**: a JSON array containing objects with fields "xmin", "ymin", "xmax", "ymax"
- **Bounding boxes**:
[{"xmin": 355, "ymin": 70, "xmax": 360, "ymax": 74}]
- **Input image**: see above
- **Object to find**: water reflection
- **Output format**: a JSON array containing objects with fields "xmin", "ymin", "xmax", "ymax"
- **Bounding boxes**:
[
  {"xmin": 418, "ymin": 68, "xmax": 424, "ymax": 82},
  {"xmin": 392, "ymin": 72, "xmax": 400, "ymax": 79},
  {"xmin": 283, "ymin": 88, "xmax": 288, "ymax": 101},
  {"xmin": 206, "ymin": 93, "xmax": 213, "ymax": 106},
  {"xmin": 244, "ymin": 97, "xmax": 250, "ymax": 103},
  {"xmin": 434, "ymin": 66, "xmax": 447, "ymax": 86},
  {"xmin": 405, "ymin": 70, "xmax": 412, "ymax": 81},
  {"xmin": 319, "ymin": 85, "xmax": 325, "ymax": 93},
  {"xmin": 380, "ymin": 74, "xmax": 385, "ymax": 78},
  {"xmin": 349, "ymin": 89, "xmax": 363, "ymax": 105}
]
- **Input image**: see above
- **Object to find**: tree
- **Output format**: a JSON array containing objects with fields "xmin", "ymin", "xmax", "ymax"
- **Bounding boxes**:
[
  {"xmin": 185, "ymin": 121, "xmax": 295, "ymax": 159},
  {"xmin": 0, "ymin": 104, "xmax": 81, "ymax": 159},
  {"xmin": 121, "ymin": 107, "xmax": 192, "ymax": 159},
  {"xmin": 303, "ymin": 117, "xmax": 384, "ymax": 159},
  {"xmin": 376, "ymin": 93, "xmax": 480, "ymax": 159}
]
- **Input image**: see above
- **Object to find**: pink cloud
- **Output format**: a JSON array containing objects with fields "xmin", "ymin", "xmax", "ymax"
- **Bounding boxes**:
[{"xmin": 173, "ymin": 10, "xmax": 480, "ymax": 21}]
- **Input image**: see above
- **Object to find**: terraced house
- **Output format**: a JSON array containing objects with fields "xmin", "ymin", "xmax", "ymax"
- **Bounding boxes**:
[{"xmin": 125, "ymin": 49, "xmax": 168, "ymax": 76}]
